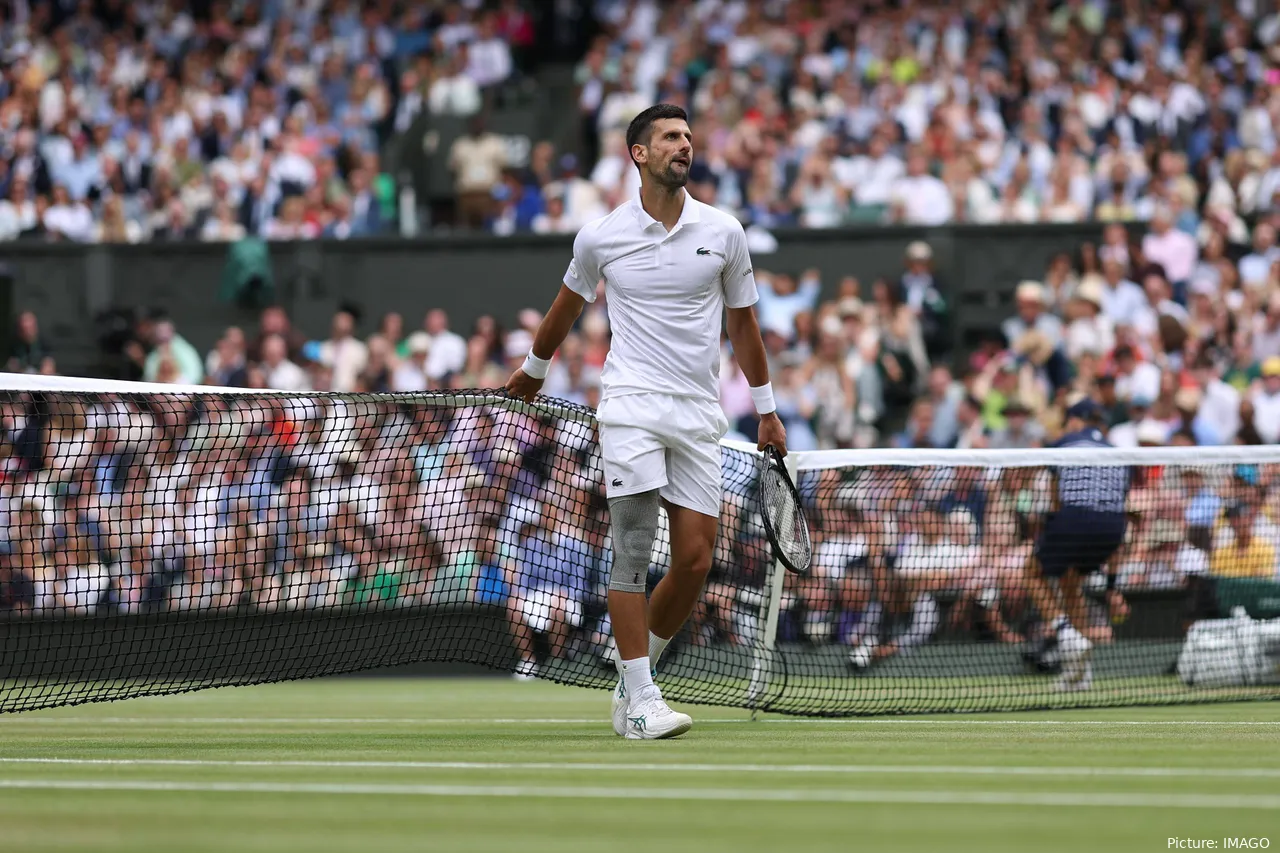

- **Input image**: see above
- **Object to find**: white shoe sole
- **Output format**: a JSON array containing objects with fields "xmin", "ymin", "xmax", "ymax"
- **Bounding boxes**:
[{"xmin": 624, "ymin": 714, "xmax": 692, "ymax": 740}]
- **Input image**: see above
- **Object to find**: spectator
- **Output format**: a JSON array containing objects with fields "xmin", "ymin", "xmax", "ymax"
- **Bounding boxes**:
[
  {"xmin": 1063, "ymin": 279, "xmax": 1114, "ymax": 361},
  {"xmin": 206, "ymin": 327, "xmax": 248, "ymax": 387},
  {"xmin": 1211, "ymin": 502, "xmax": 1277, "ymax": 579},
  {"xmin": 428, "ymin": 50, "xmax": 483, "ymax": 117},
  {"xmin": 531, "ymin": 185, "xmax": 576, "ymax": 234},
  {"xmin": 989, "ymin": 400, "xmax": 1046, "ymax": 449},
  {"xmin": 1249, "ymin": 357, "xmax": 1280, "ymax": 444},
  {"xmin": 755, "ymin": 271, "xmax": 821, "ymax": 344},
  {"xmin": 1002, "ymin": 281, "xmax": 1064, "ymax": 353},
  {"xmin": 7, "ymin": 312, "xmax": 53, "ymax": 375},
  {"xmin": 346, "ymin": 169, "xmax": 386, "ymax": 237},
  {"xmin": 260, "ymin": 334, "xmax": 310, "ymax": 393},
  {"xmin": 0, "ymin": 179, "xmax": 38, "ymax": 240},
  {"xmin": 889, "ymin": 148, "xmax": 953, "ymax": 226},
  {"xmin": 1141, "ymin": 207, "xmax": 1199, "ymax": 294},
  {"xmin": 142, "ymin": 319, "xmax": 203, "ymax": 385},
  {"xmin": 93, "ymin": 196, "xmax": 143, "ymax": 244},
  {"xmin": 467, "ymin": 12, "xmax": 515, "ymax": 91},
  {"xmin": 450, "ymin": 117, "xmax": 508, "ymax": 230},
  {"xmin": 391, "ymin": 333, "xmax": 432, "ymax": 392},
  {"xmin": 317, "ymin": 309, "xmax": 370, "ymax": 393},
  {"xmin": 898, "ymin": 242, "xmax": 950, "ymax": 358},
  {"xmin": 43, "ymin": 184, "xmax": 94, "ymax": 243}
]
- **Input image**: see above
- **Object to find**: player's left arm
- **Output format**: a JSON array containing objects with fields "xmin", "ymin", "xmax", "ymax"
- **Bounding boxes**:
[
  {"xmin": 725, "ymin": 302, "xmax": 787, "ymax": 455},
  {"xmin": 721, "ymin": 221, "xmax": 786, "ymax": 454}
]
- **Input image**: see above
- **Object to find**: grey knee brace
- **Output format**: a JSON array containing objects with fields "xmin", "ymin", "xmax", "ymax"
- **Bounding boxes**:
[{"xmin": 608, "ymin": 490, "xmax": 660, "ymax": 593}]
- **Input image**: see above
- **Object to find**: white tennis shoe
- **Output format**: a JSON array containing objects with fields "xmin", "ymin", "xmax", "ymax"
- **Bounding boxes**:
[
  {"xmin": 1056, "ymin": 623, "xmax": 1093, "ymax": 689},
  {"xmin": 623, "ymin": 684, "xmax": 692, "ymax": 740},
  {"xmin": 1054, "ymin": 662, "xmax": 1094, "ymax": 692}
]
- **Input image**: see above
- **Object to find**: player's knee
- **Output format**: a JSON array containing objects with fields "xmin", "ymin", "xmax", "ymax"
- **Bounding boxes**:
[
  {"xmin": 672, "ymin": 545, "xmax": 714, "ymax": 582},
  {"xmin": 608, "ymin": 490, "xmax": 660, "ymax": 594}
]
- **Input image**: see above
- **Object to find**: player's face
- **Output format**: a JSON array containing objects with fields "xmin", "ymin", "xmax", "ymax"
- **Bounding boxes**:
[{"xmin": 638, "ymin": 118, "xmax": 693, "ymax": 189}]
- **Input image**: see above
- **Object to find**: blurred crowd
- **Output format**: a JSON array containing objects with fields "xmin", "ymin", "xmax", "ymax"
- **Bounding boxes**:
[
  {"xmin": 6, "ymin": 209, "xmax": 1280, "ymax": 669},
  {"xmin": 0, "ymin": 0, "xmax": 540, "ymax": 242},
  {"xmin": 2, "ymin": 0, "xmax": 1280, "ymax": 240},
  {"xmin": 4, "ymin": 0, "xmax": 1280, "ymax": 674}
]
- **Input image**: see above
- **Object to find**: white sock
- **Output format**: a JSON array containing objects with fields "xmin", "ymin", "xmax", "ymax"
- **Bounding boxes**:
[
  {"xmin": 620, "ymin": 656, "xmax": 654, "ymax": 695},
  {"xmin": 648, "ymin": 632, "xmax": 671, "ymax": 667}
]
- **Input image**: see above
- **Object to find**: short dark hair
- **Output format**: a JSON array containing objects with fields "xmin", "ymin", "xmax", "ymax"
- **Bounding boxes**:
[{"xmin": 625, "ymin": 104, "xmax": 689, "ymax": 165}]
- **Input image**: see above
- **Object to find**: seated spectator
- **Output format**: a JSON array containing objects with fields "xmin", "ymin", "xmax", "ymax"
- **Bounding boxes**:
[
  {"xmin": 318, "ymin": 309, "xmax": 370, "ymax": 393},
  {"xmin": 143, "ymin": 319, "xmax": 203, "ymax": 385},
  {"xmin": 1001, "ymin": 281, "xmax": 1064, "ymax": 354},
  {"xmin": 889, "ymin": 147, "xmax": 953, "ymax": 226},
  {"xmin": 530, "ymin": 186, "xmax": 576, "ymax": 234},
  {"xmin": 989, "ymin": 400, "xmax": 1046, "ymax": 449},
  {"xmin": 43, "ymin": 184, "xmax": 93, "ymax": 243},
  {"xmin": 391, "ymin": 333, "xmax": 432, "ymax": 392},
  {"xmin": 1210, "ymin": 502, "xmax": 1277, "ymax": 579},
  {"xmin": 260, "ymin": 334, "xmax": 310, "ymax": 393},
  {"xmin": 0, "ymin": 179, "xmax": 38, "ymax": 240},
  {"xmin": 1249, "ymin": 357, "xmax": 1280, "ymax": 444},
  {"xmin": 7, "ymin": 311, "xmax": 52, "ymax": 374},
  {"xmin": 1063, "ymin": 280, "xmax": 1114, "ymax": 361}
]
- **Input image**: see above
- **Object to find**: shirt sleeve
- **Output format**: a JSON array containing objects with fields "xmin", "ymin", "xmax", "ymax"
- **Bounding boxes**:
[
  {"xmin": 720, "ymin": 221, "xmax": 759, "ymax": 309},
  {"xmin": 562, "ymin": 227, "xmax": 600, "ymax": 303}
]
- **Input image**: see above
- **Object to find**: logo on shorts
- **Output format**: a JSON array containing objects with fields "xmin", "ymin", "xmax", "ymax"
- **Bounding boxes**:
[
  {"xmin": 612, "ymin": 478, "xmax": 623, "ymax": 487},
  {"xmin": 696, "ymin": 247, "xmax": 711, "ymax": 255}
]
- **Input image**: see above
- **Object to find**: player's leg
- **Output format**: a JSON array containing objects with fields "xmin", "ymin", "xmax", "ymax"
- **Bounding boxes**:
[
  {"xmin": 648, "ymin": 503, "xmax": 717, "ymax": 646},
  {"xmin": 599, "ymin": 396, "xmax": 688, "ymax": 737},
  {"xmin": 650, "ymin": 399, "xmax": 725, "ymax": 667},
  {"xmin": 1053, "ymin": 566, "xmax": 1094, "ymax": 690},
  {"xmin": 1059, "ymin": 567, "xmax": 1091, "ymax": 642},
  {"xmin": 1023, "ymin": 512, "xmax": 1075, "ymax": 673}
]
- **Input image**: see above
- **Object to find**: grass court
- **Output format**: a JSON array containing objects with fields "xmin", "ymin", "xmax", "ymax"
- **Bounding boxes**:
[{"xmin": 1, "ymin": 678, "xmax": 1278, "ymax": 852}]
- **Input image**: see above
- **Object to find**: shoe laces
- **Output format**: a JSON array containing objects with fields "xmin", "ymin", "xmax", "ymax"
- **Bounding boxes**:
[{"xmin": 632, "ymin": 683, "xmax": 665, "ymax": 710}]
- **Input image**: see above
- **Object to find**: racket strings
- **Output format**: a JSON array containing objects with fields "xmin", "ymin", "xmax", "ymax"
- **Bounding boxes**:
[{"xmin": 762, "ymin": 464, "xmax": 812, "ymax": 568}]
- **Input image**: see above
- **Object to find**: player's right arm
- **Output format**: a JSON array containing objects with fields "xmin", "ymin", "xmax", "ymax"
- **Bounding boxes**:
[
  {"xmin": 505, "ymin": 228, "xmax": 600, "ymax": 402},
  {"xmin": 505, "ymin": 285, "xmax": 587, "ymax": 402}
]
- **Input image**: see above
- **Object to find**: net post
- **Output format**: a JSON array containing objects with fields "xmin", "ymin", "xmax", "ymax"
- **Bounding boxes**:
[{"xmin": 745, "ymin": 450, "xmax": 797, "ymax": 711}]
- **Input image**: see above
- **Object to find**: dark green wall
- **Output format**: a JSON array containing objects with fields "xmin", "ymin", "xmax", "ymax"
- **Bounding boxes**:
[{"xmin": 2, "ymin": 224, "xmax": 1104, "ymax": 376}]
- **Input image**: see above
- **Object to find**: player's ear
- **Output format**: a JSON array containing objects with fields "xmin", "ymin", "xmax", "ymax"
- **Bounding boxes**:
[{"xmin": 631, "ymin": 143, "xmax": 646, "ymax": 166}]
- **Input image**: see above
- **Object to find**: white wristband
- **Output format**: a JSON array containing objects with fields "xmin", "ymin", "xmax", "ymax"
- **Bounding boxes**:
[
  {"xmin": 521, "ymin": 351, "xmax": 551, "ymax": 380},
  {"xmin": 749, "ymin": 382, "xmax": 776, "ymax": 415}
]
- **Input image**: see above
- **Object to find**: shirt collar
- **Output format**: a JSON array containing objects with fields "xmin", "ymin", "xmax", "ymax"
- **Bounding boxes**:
[{"xmin": 631, "ymin": 189, "xmax": 700, "ymax": 231}]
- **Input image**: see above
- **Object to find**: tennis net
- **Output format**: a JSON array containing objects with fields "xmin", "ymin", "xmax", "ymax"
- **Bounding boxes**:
[{"xmin": 1, "ymin": 373, "xmax": 1278, "ymax": 715}]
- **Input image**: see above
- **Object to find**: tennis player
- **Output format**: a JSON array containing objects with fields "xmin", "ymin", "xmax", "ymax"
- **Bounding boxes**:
[
  {"xmin": 506, "ymin": 104, "xmax": 787, "ymax": 739},
  {"xmin": 1024, "ymin": 398, "xmax": 1130, "ymax": 691}
]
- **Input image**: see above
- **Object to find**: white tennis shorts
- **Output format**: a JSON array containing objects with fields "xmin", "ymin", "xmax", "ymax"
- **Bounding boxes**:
[{"xmin": 597, "ymin": 392, "xmax": 728, "ymax": 517}]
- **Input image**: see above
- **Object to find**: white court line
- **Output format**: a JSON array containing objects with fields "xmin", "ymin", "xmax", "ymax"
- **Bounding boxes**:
[
  {"xmin": 0, "ymin": 778, "xmax": 1277, "ymax": 809},
  {"xmin": 4, "ymin": 756, "xmax": 1280, "ymax": 779},
  {"xmin": 5, "ymin": 717, "xmax": 1280, "ymax": 726}
]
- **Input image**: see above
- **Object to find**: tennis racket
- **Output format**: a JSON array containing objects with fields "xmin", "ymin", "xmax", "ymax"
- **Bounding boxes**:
[{"xmin": 758, "ymin": 444, "xmax": 812, "ymax": 575}]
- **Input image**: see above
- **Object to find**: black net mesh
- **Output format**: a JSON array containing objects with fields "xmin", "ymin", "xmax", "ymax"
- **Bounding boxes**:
[{"xmin": 1, "ymin": 385, "xmax": 1278, "ymax": 715}]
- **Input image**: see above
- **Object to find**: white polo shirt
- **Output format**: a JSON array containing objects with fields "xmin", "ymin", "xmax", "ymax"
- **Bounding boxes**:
[{"xmin": 563, "ymin": 192, "xmax": 758, "ymax": 403}]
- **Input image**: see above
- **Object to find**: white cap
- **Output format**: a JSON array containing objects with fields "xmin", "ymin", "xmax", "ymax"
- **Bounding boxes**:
[
  {"xmin": 906, "ymin": 241, "xmax": 933, "ymax": 261},
  {"xmin": 1015, "ymin": 280, "xmax": 1047, "ymax": 304},
  {"xmin": 1075, "ymin": 279, "xmax": 1104, "ymax": 307},
  {"xmin": 406, "ymin": 331, "xmax": 431, "ymax": 355}
]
